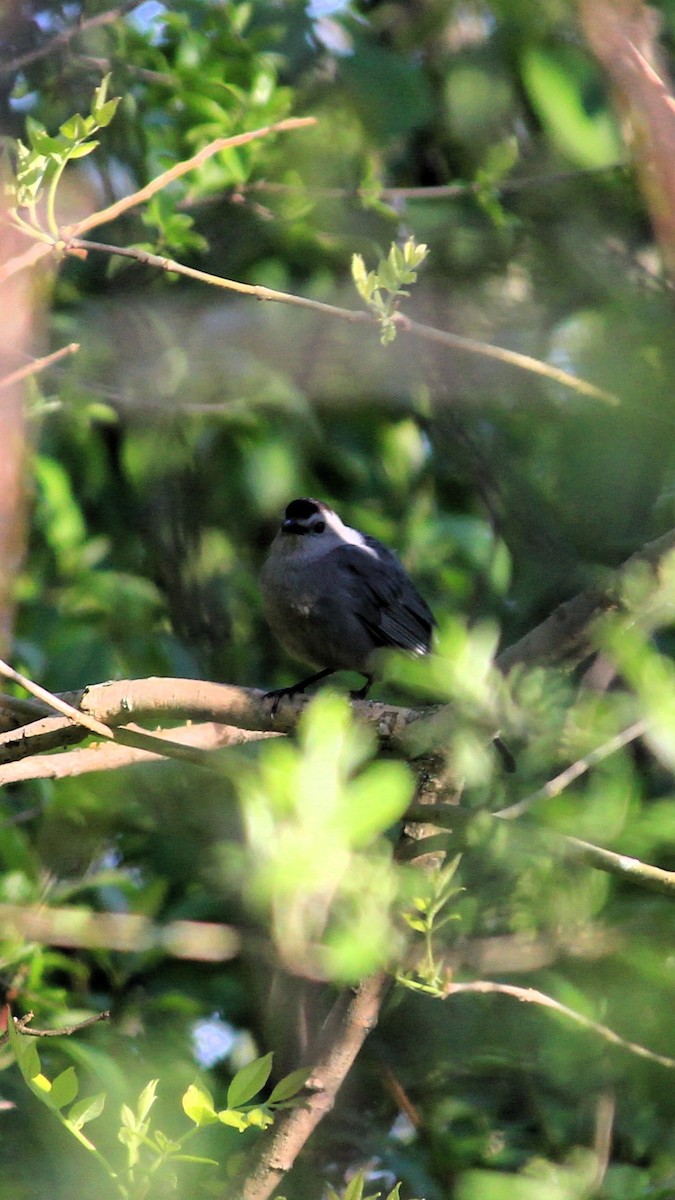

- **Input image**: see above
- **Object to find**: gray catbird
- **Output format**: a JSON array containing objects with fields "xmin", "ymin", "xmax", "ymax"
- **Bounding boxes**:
[{"xmin": 260, "ymin": 497, "xmax": 434, "ymax": 708}]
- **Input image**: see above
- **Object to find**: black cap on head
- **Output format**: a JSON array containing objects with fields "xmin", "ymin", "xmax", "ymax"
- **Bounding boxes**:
[{"xmin": 284, "ymin": 498, "xmax": 321, "ymax": 521}]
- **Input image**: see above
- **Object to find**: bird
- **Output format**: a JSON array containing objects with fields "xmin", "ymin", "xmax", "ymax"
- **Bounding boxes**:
[{"xmin": 259, "ymin": 497, "xmax": 435, "ymax": 711}]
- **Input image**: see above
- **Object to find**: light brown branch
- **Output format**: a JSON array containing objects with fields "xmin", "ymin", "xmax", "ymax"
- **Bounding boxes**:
[
  {"xmin": 404, "ymin": 803, "xmax": 675, "ymax": 897},
  {"xmin": 228, "ymin": 971, "xmax": 391, "ymax": 1200},
  {"xmin": 63, "ymin": 118, "xmax": 317, "ymax": 239},
  {"xmin": 446, "ymin": 980, "xmax": 675, "ymax": 1068},
  {"xmin": 8, "ymin": 1010, "xmax": 110, "ymax": 1039},
  {"xmin": 0, "ymin": 680, "xmax": 426, "ymax": 767},
  {"xmin": 67, "ymin": 236, "xmax": 616, "ymax": 404},
  {"xmin": 0, "ymin": 665, "xmax": 274, "ymax": 769},
  {"xmin": 0, "ymin": 903, "xmax": 240, "ymax": 960},
  {"xmin": 496, "ymin": 525, "xmax": 675, "ymax": 673},
  {"xmin": 0, "ymin": 721, "xmax": 278, "ymax": 788},
  {"xmin": 495, "ymin": 718, "xmax": 647, "ymax": 818},
  {"xmin": 580, "ymin": 0, "xmax": 675, "ymax": 279},
  {"xmin": 0, "ymin": 0, "xmax": 148, "ymax": 77},
  {"xmin": 0, "ymin": 119, "xmax": 318, "ymax": 285},
  {"xmin": 0, "ymin": 342, "xmax": 79, "ymax": 393}
]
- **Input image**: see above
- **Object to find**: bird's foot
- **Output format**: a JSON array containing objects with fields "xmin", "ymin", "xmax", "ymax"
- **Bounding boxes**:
[
  {"xmin": 262, "ymin": 668, "xmax": 336, "ymax": 717},
  {"xmin": 349, "ymin": 675, "xmax": 373, "ymax": 702},
  {"xmin": 262, "ymin": 684, "xmax": 306, "ymax": 718}
]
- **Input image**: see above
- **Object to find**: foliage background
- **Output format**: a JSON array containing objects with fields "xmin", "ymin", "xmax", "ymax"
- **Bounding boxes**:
[{"xmin": 2, "ymin": 1, "xmax": 675, "ymax": 1197}]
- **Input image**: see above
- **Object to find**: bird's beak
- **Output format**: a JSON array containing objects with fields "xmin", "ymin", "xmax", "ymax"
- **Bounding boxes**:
[{"xmin": 281, "ymin": 518, "xmax": 306, "ymax": 535}]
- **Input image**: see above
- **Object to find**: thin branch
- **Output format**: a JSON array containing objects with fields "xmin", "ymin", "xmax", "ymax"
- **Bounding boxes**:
[
  {"xmin": 8, "ymin": 1010, "xmax": 110, "ymax": 1040},
  {"xmin": 495, "ymin": 719, "xmax": 648, "ymax": 818},
  {"xmin": 0, "ymin": 657, "xmax": 117, "ymax": 740},
  {"xmin": 62, "ymin": 117, "xmax": 318, "ymax": 239},
  {"xmin": 0, "ymin": 0, "xmax": 147, "ymax": 77},
  {"xmin": 0, "ymin": 342, "xmax": 79, "ymax": 393},
  {"xmin": 404, "ymin": 803, "xmax": 675, "ymax": 897},
  {"xmin": 0, "ymin": 721, "xmax": 278, "ymax": 790},
  {"xmin": 67, "ymin": 236, "xmax": 617, "ymax": 404},
  {"xmin": 561, "ymin": 835, "xmax": 675, "ymax": 895},
  {"xmin": 0, "ymin": 902, "xmax": 240, "ymax": 960},
  {"xmin": 182, "ymin": 164, "xmax": 626, "ymax": 216},
  {"xmin": 447, "ymin": 980, "xmax": 675, "ymax": 1069},
  {"xmin": 0, "ymin": 119, "xmax": 318, "ymax": 285}
]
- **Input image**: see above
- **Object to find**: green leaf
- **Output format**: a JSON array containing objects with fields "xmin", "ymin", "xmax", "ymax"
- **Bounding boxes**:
[
  {"xmin": 136, "ymin": 1079, "xmax": 159, "ymax": 1122},
  {"xmin": 268, "ymin": 1066, "xmax": 310, "ymax": 1104},
  {"xmin": 341, "ymin": 760, "xmax": 414, "ymax": 846},
  {"xmin": 95, "ymin": 98, "xmax": 120, "ymax": 129},
  {"xmin": 50, "ymin": 1067, "xmax": 78, "ymax": 1110},
  {"xmin": 181, "ymin": 1083, "xmax": 218, "ymax": 1126},
  {"xmin": 7, "ymin": 1018, "xmax": 41, "ymax": 1082},
  {"xmin": 59, "ymin": 114, "xmax": 88, "ymax": 141},
  {"xmin": 480, "ymin": 135, "xmax": 519, "ymax": 183},
  {"xmin": 521, "ymin": 47, "xmax": 622, "ymax": 169},
  {"xmin": 351, "ymin": 253, "xmax": 367, "ymax": 287},
  {"xmin": 227, "ymin": 1052, "xmax": 273, "ymax": 1108},
  {"xmin": 343, "ymin": 1173, "xmax": 366, "ymax": 1200},
  {"xmin": 246, "ymin": 1106, "xmax": 275, "ymax": 1129},
  {"xmin": 376, "ymin": 256, "xmax": 399, "ymax": 293},
  {"xmin": 119, "ymin": 1103, "xmax": 136, "ymax": 1130},
  {"xmin": 217, "ymin": 1108, "xmax": 249, "ymax": 1131},
  {"xmin": 67, "ymin": 1092, "xmax": 106, "ymax": 1130},
  {"xmin": 91, "ymin": 73, "xmax": 111, "ymax": 115},
  {"xmin": 67, "ymin": 142, "xmax": 100, "ymax": 160}
]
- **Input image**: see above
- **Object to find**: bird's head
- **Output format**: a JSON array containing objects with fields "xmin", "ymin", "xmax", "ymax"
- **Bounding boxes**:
[{"xmin": 272, "ymin": 498, "xmax": 368, "ymax": 559}]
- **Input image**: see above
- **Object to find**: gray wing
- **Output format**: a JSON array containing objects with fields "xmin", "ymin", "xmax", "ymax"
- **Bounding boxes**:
[{"xmin": 329, "ymin": 537, "xmax": 434, "ymax": 655}]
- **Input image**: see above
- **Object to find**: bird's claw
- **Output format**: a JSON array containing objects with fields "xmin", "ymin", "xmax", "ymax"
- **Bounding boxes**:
[{"xmin": 262, "ymin": 686, "xmax": 303, "ymax": 718}]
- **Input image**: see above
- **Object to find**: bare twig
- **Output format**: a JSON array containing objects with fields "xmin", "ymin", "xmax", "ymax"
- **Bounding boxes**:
[
  {"xmin": 0, "ymin": 903, "xmax": 240, "ymax": 960},
  {"xmin": 67, "ymin": 236, "xmax": 617, "ymax": 404},
  {"xmin": 0, "ymin": 721, "xmax": 278, "ymax": 790},
  {"xmin": 7, "ymin": 1010, "xmax": 110, "ymax": 1039},
  {"xmin": 0, "ymin": 0, "xmax": 147, "ymax": 77},
  {"xmin": 495, "ymin": 719, "xmax": 647, "ymax": 818},
  {"xmin": 0, "ymin": 119, "xmax": 317, "ymax": 285},
  {"xmin": 403, "ymin": 802, "xmax": 675, "ymax": 897},
  {"xmin": 0, "ymin": 342, "xmax": 79, "ymax": 393},
  {"xmin": 62, "ymin": 117, "xmax": 317, "ymax": 239},
  {"xmin": 228, "ymin": 164, "xmax": 624, "ymax": 205},
  {"xmin": 446, "ymin": 980, "xmax": 675, "ymax": 1069}
]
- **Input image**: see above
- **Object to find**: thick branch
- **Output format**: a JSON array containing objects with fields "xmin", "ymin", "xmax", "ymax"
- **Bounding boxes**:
[
  {"xmin": 496, "ymin": 525, "xmax": 675, "ymax": 673},
  {"xmin": 580, "ymin": 0, "xmax": 675, "ymax": 280},
  {"xmin": 0, "ymin": 721, "xmax": 278, "ymax": 786},
  {"xmin": 0, "ymin": 680, "xmax": 427, "ymax": 766},
  {"xmin": 228, "ymin": 972, "xmax": 391, "ymax": 1200}
]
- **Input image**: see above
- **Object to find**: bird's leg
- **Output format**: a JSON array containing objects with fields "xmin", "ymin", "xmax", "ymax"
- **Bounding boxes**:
[
  {"xmin": 349, "ymin": 674, "xmax": 373, "ymax": 701},
  {"xmin": 263, "ymin": 668, "xmax": 336, "ymax": 716}
]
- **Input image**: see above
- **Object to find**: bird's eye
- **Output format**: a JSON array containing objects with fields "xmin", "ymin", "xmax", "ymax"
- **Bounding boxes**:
[{"xmin": 313, "ymin": 520, "xmax": 326, "ymax": 534}]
